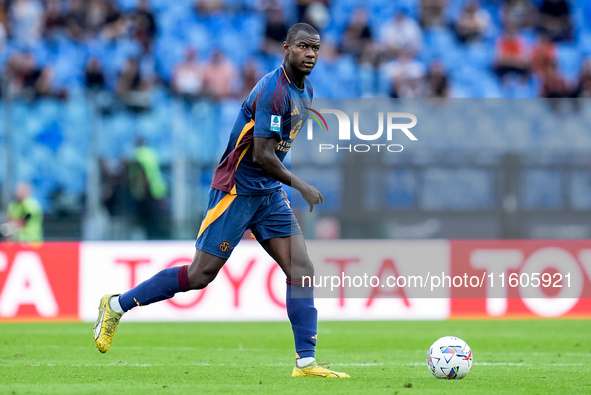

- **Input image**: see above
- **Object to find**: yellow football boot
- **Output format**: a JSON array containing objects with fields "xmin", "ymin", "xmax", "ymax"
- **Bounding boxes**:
[
  {"xmin": 93, "ymin": 294, "xmax": 123, "ymax": 353},
  {"xmin": 292, "ymin": 361, "xmax": 350, "ymax": 378}
]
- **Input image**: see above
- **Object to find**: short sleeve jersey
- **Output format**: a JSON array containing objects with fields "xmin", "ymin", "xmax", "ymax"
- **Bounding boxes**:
[{"xmin": 211, "ymin": 64, "xmax": 313, "ymax": 195}]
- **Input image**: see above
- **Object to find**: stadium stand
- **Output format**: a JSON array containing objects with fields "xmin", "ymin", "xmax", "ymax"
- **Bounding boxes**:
[{"xmin": 0, "ymin": 0, "xmax": 590, "ymax": 238}]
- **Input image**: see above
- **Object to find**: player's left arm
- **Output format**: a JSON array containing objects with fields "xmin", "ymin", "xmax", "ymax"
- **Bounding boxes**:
[{"xmin": 252, "ymin": 136, "xmax": 323, "ymax": 212}]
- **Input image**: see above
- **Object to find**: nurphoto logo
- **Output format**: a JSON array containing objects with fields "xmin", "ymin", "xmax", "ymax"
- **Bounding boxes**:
[{"xmin": 304, "ymin": 108, "xmax": 418, "ymax": 153}]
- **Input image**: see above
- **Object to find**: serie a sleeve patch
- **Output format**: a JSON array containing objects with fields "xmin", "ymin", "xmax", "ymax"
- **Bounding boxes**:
[{"xmin": 270, "ymin": 115, "xmax": 281, "ymax": 132}]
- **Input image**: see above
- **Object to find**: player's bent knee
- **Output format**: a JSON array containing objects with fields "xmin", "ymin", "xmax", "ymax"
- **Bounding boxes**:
[
  {"xmin": 291, "ymin": 258, "xmax": 314, "ymax": 280},
  {"xmin": 187, "ymin": 273, "xmax": 216, "ymax": 290},
  {"xmin": 186, "ymin": 251, "xmax": 227, "ymax": 290},
  {"xmin": 186, "ymin": 266, "xmax": 220, "ymax": 290}
]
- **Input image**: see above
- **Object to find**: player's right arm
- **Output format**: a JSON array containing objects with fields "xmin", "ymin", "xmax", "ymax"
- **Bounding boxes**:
[
  {"xmin": 252, "ymin": 136, "xmax": 323, "ymax": 212},
  {"xmin": 251, "ymin": 73, "xmax": 323, "ymax": 211}
]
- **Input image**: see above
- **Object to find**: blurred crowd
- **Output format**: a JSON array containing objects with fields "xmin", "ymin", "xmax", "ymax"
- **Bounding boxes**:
[
  {"xmin": 0, "ymin": 0, "xmax": 589, "ymax": 105},
  {"xmin": 1, "ymin": 0, "xmax": 590, "ymax": 239}
]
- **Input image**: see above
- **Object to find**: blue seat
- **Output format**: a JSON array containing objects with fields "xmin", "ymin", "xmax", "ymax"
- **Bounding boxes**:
[
  {"xmin": 154, "ymin": 35, "xmax": 187, "ymax": 82},
  {"xmin": 570, "ymin": 170, "xmax": 591, "ymax": 210},
  {"xmin": 332, "ymin": 0, "xmax": 362, "ymax": 11},
  {"xmin": 421, "ymin": 168, "xmax": 494, "ymax": 210},
  {"xmin": 557, "ymin": 44, "xmax": 582, "ymax": 79},
  {"xmin": 150, "ymin": 0, "xmax": 177, "ymax": 13},
  {"xmin": 55, "ymin": 144, "xmax": 86, "ymax": 194},
  {"xmin": 219, "ymin": 31, "xmax": 250, "ymax": 66},
  {"xmin": 290, "ymin": 168, "xmax": 342, "ymax": 211},
  {"xmin": 465, "ymin": 41, "xmax": 495, "ymax": 69},
  {"xmin": 112, "ymin": 0, "xmax": 138, "ymax": 12},
  {"xmin": 522, "ymin": 169, "xmax": 564, "ymax": 210},
  {"xmin": 386, "ymin": 168, "xmax": 416, "ymax": 209}
]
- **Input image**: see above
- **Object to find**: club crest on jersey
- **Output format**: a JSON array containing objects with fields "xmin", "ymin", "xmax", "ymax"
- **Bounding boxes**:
[
  {"xmin": 270, "ymin": 115, "xmax": 281, "ymax": 132},
  {"xmin": 219, "ymin": 241, "xmax": 231, "ymax": 252}
]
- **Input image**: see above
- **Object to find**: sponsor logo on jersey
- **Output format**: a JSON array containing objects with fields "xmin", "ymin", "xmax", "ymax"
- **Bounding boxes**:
[{"xmin": 290, "ymin": 119, "xmax": 304, "ymax": 139}]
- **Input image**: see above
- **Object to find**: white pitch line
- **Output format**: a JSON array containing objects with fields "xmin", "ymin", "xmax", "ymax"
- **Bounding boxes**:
[
  {"xmin": 0, "ymin": 362, "xmax": 586, "ymax": 368},
  {"xmin": 400, "ymin": 362, "xmax": 587, "ymax": 367},
  {"xmin": 32, "ymin": 345, "xmax": 591, "ymax": 359},
  {"xmin": 475, "ymin": 362, "xmax": 584, "ymax": 367},
  {"xmin": 0, "ymin": 363, "xmax": 382, "ymax": 368}
]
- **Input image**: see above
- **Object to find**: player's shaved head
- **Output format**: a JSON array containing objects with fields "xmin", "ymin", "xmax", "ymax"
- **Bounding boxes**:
[{"xmin": 286, "ymin": 23, "xmax": 319, "ymax": 43}]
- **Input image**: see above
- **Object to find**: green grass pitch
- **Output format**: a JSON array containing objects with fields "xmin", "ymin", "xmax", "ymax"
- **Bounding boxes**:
[{"xmin": 1, "ymin": 319, "xmax": 590, "ymax": 394}]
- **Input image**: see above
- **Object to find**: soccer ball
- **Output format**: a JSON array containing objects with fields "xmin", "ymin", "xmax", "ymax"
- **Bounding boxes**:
[{"xmin": 427, "ymin": 336, "xmax": 473, "ymax": 379}]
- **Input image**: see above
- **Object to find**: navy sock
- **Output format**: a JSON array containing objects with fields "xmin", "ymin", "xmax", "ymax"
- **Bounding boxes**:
[
  {"xmin": 286, "ymin": 283, "xmax": 317, "ymax": 359},
  {"xmin": 119, "ymin": 266, "xmax": 190, "ymax": 312}
]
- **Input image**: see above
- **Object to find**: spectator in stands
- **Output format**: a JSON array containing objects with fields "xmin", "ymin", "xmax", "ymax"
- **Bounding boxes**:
[
  {"xmin": 572, "ymin": 58, "xmax": 591, "ymax": 98},
  {"xmin": 131, "ymin": 0, "xmax": 157, "ymax": 53},
  {"xmin": 65, "ymin": 0, "xmax": 88, "ymax": 41},
  {"xmin": 9, "ymin": 0, "xmax": 44, "ymax": 45},
  {"xmin": 493, "ymin": 19, "xmax": 531, "ymax": 81},
  {"xmin": 454, "ymin": 0, "xmax": 490, "ymax": 43},
  {"xmin": 101, "ymin": 1, "xmax": 124, "ymax": 40},
  {"xmin": 99, "ymin": 159, "xmax": 126, "ymax": 217},
  {"xmin": 340, "ymin": 7, "xmax": 378, "ymax": 66},
  {"xmin": 261, "ymin": 8, "xmax": 288, "ymax": 57},
  {"xmin": 128, "ymin": 137, "xmax": 168, "ymax": 240},
  {"xmin": 531, "ymin": 32, "xmax": 557, "ymax": 77},
  {"xmin": 171, "ymin": 46, "xmax": 205, "ymax": 101},
  {"xmin": 43, "ymin": 0, "xmax": 65, "ymax": 39},
  {"xmin": 256, "ymin": 0, "xmax": 283, "ymax": 13},
  {"xmin": 193, "ymin": 0, "xmax": 226, "ymax": 15},
  {"xmin": 239, "ymin": 58, "xmax": 260, "ymax": 99},
  {"xmin": 419, "ymin": 0, "xmax": 447, "ymax": 29},
  {"xmin": 203, "ymin": 49, "xmax": 238, "ymax": 100},
  {"xmin": 501, "ymin": 0, "xmax": 537, "ymax": 30},
  {"xmin": 296, "ymin": 0, "xmax": 331, "ymax": 30},
  {"xmin": 0, "ymin": 1, "xmax": 7, "ymax": 56},
  {"xmin": 86, "ymin": 0, "xmax": 110, "ymax": 36},
  {"xmin": 4, "ymin": 52, "xmax": 55, "ymax": 100},
  {"xmin": 540, "ymin": 60, "xmax": 570, "ymax": 111},
  {"xmin": 2, "ymin": 182, "xmax": 43, "ymax": 242},
  {"xmin": 116, "ymin": 57, "xmax": 152, "ymax": 112},
  {"xmin": 379, "ymin": 10, "xmax": 423, "ymax": 59},
  {"xmin": 85, "ymin": 57, "xmax": 106, "ymax": 90},
  {"xmin": 384, "ymin": 49, "xmax": 426, "ymax": 98},
  {"xmin": 0, "ymin": 0, "xmax": 8, "ymax": 29},
  {"xmin": 0, "ymin": 19, "xmax": 6, "ymax": 51},
  {"xmin": 36, "ymin": 67, "xmax": 61, "ymax": 98},
  {"xmin": 538, "ymin": 0, "xmax": 573, "ymax": 43},
  {"xmin": 425, "ymin": 59, "xmax": 450, "ymax": 98}
]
